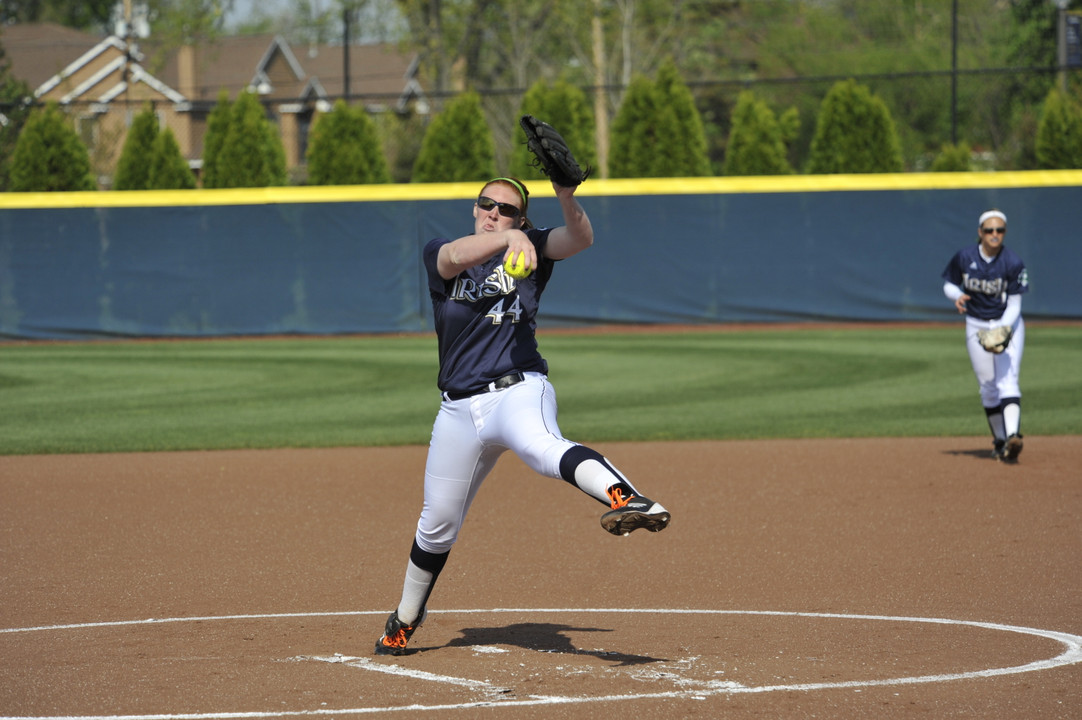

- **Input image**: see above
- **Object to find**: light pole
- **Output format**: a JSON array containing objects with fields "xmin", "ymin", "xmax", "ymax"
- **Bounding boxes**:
[
  {"xmin": 1055, "ymin": 0, "xmax": 1069, "ymax": 92},
  {"xmin": 951, "ymin": 0, "xmax": 958, "ymax": 146}
]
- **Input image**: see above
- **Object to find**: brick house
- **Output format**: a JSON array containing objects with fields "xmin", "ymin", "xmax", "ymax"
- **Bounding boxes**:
[{"xmin": 1, "ymin": 22, "xmax": 427, "ymax": 186}]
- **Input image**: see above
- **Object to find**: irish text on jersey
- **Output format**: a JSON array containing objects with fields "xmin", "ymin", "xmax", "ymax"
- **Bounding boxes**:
[
  {"xmin": 450, "ymin": 267, "xmax": 518, "ymax": 303},
  {"xmin": 962, "ymin": 273, "xmax": 1005, "ymax": 298}
]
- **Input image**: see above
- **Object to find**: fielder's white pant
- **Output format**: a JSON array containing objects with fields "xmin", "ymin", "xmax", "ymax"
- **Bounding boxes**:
[
  {"xmin": 964, "ymin": 315, "xmax": 1024, "ymax": 407},
  {"xmin": 415, "ymin": 372, "xmax": 576, "ymax": 554}
]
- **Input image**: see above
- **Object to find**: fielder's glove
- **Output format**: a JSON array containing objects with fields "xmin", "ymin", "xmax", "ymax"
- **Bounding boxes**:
[
  {"xmin": 978, "ymin": 325, "xmax": 1012, "ymax": 354},
  {"xmin": 519, "ymin": 115, "xmax": 590, "ymax": 188}
]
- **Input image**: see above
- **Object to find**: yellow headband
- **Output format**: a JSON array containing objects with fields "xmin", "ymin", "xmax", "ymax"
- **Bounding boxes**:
[{"xmin": 488, "ymin": 177, "xmax": 529, "ymax": 213}]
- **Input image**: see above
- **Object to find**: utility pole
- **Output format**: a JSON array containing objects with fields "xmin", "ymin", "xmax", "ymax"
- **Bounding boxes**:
[
  {"xmin": 1055, "ymin": 0, "xmax": 1069, "ymax": 93},
  {"xmin": 121, "ymin": 0, "xmax": 132, "ymax": 107},
  {"xmin": 592, "ymin": 0, "xmax": 608, "ymax": 179},
  {"xmin": 343, "ymin": 3, "xmax": 352, "ymax": 102},
  {"xmin": 951, "ymin": 0, "xmax": 958, "ymax": 146}
]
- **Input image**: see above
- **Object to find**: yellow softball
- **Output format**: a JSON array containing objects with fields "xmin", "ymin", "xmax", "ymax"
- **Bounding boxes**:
[{"xmin": 503, "ymin": 251, "xmax": 532, "ymax": 280}]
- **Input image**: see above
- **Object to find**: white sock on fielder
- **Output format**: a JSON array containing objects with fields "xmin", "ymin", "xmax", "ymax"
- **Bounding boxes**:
[{"xmin": 1002, "ymin": 403, "xmax": 1021, "ymax": 437}]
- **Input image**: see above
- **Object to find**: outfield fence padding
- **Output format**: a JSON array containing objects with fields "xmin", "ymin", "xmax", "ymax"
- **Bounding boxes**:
[{"xmin": 1, "ymin": 173, "xmax": 1079, "ymax": 339}]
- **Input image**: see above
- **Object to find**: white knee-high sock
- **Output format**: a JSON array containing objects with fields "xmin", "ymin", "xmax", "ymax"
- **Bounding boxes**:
[
  {"xmin": 1002, "ymin": 402, "xmax": 1021, "ymax": 437},
  {"xmin": 394, "ymin": 542, "xmax": 449, "ymax": 626},
  {"xmin": 559, "ymin": 446, "xmax": 639, "ymax": 505},
  {"xmin": 575, "ymin": 458, "xmax": 631, "ymax": 502},
  {"xmin": 397, "ymin": 561, "xmax": 432, "ymax": 626}
]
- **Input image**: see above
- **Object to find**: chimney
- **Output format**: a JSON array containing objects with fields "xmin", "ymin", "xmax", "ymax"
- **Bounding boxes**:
[{"xmin": 177, "ymin": 44, "xmax": 197, "ymax": 99}]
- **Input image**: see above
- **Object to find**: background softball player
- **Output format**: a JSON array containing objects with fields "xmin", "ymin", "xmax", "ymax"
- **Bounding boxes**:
[
  {"xmin": 374, "ymin": 176, "xmax": 670, "ymax": 656},
  {"xmin": 941, "ymin": 209, "xmax": 1029, "ymax": 462}
]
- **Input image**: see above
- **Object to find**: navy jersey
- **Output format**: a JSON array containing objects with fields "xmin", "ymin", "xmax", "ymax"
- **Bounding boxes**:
[
  {"xmin": 941, "ymin": 243, "xmax": 1028, "ymax": 321},
  {"xmin": 424, "ymin": 227, "xmax": 556, "ymax": 394}
]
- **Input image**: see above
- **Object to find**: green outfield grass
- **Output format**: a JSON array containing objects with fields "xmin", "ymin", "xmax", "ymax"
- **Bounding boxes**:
[{"xmin": 1, "ymin": 324, "xmax": 1079, "ymax": 455}]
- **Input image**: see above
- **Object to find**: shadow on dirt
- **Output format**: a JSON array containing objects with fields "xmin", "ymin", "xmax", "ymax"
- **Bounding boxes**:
[
  {"xmin": 941, "ymin": 447, "xmax": 999, "ymax": 459},
  {"xmin": 434, "ymin": 622, "xmax": 665, "ymax": 666}
]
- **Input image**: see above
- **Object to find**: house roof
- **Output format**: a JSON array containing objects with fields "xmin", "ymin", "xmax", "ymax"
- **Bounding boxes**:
[
  {"xmin": 296, "ymin": 43, "xmax": 419, "ymax": 102},
  {"xmin": 1, "ymin": 22, "xmax": 104, "ymax": 90},
  {"xmin": 3, "ymin": 22, "xmax": 186, "ymax": 107},
  {"xmin": 150, "ymin": 35, "xmax": 423, "ymax": 108},
  {"xmin": 3, "ymin": 22, "xmax": 424, "ymax": 112},
  {"xmin": 147, "ymin": 33, "xmax": 307, "ymax": 102}
]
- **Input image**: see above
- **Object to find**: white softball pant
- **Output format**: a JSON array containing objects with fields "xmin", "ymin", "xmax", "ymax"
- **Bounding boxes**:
[
  {"xmin": 414, "ymin": 372, "xmax": 577, "ymax": 554},
  {"xmin": 964, "ymin": 315, "xmax": 1024, "ymax": 407}
]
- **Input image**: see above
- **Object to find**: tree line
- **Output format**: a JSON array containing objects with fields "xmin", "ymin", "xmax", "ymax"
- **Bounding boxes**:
[
  {"xmin": 3, "ymin": 0, "xmax": 1082, "ymax": 190},
  {"xmin": 6, "ymin": 64, "xmax": 1082, "ymax": 192}
]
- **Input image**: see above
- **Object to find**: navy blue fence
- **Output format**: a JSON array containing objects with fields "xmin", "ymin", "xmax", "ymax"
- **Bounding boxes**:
[{"xmin": 1, "ymin": 173, "xmax": 1079, "ymax": 340}]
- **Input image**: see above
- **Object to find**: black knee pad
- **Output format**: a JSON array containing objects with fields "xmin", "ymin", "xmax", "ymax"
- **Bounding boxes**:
[
  {"xmin": 410, "ymin": 540, "xmax": 450, "ymax": 576},
  {"xmin": 558, "ymin": 445, "xmax": 604, "ymax": 484}
]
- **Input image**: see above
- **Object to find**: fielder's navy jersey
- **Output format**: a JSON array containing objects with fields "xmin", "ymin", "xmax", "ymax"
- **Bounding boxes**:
[
  {"xmin": 941, "ymin": 243, "xmax": 1028, "ymax": 321},
  {"xmin": 425, "ymin": 228, "xmax": 556, "ymax": 394}
]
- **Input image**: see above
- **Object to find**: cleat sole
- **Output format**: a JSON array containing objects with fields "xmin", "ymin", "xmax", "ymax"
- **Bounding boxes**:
[{"xmin": 601, "ymin": 509, "xmax": 671, "ymax": 536}]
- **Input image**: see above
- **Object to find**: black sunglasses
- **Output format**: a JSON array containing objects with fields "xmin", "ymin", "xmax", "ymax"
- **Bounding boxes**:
[
  {"xmin": 981, "ymin": 226, "xmax": 1006, "ymax": 235},
  {"xmin": 477, "ymin": 196, "xmax": 521, "ymax": 219}
]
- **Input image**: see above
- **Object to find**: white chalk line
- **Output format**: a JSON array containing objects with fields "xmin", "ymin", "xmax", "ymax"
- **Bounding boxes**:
[
  {"xmin": 298, "ymin": 654, "xmax": 499, "ymax": 691},
  {"xmin": 2, "ymin": 609, "xmax": 1080, "ymax": 719}
]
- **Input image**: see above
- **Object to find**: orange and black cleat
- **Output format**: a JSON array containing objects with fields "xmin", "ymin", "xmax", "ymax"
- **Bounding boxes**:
[
  {"xmin": 600, "ymin": 486, "xmax": 671, "ymax": 536},
  {"xmin": 374, "ymin": 608, "xmax": 426, "ymax": 656}
]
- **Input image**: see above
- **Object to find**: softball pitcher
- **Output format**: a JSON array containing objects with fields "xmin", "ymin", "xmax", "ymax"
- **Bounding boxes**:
[
  {"xmin": 941, "ymin": 209, "xmax": 1029, "ymax": 462},
  {"xmin": 374, "ymin": 177, "xmax": 670, "ymax": 656}
]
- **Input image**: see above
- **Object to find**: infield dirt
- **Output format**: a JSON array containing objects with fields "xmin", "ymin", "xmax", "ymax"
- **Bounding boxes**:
[{"xmin": 2, "ymin": 436, "xmax": 1080, "ymax": 718}]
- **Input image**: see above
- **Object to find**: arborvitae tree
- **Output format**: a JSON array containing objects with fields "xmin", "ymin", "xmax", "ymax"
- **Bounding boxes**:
[
  {"xmin": 260, "ymin": 112, "xmax": 288, "ymax": 186},
  {"xmin": 375, "ymin": 109, "xmax": 425, "ymax": 183},
  {"xmin": 723, "ymin": 91, "xmax": 794, "ymax": 176},
  {"xmin": 655, "ymin": 60, "xmax": 711, "ymax": 177},
  {"xmin": 930, "ymin": 143, "xmax": 973, "ymax": 172},
  {"xmin": 201, "ymin": 90, "xmax": 232, "ymax": 188},
  {"xmin": 1035, "ymin": 87, "xmax": 1082, "ymax": 169},
  {"xmin": 511, "ymin": 79, "xmax": 595, "ymax": 181},
  {"xmin": 778, "ymin": 107, "xmax": 801, "ymax": 148},
  {"xmin": 0, "ymin": 42, "xmax": 33, "ymax": 191},
  {"xmin": 806, "ymin": 79, "xmax": 904, "ymax": 174},
  {"xmin": 215, "ymin": 90, "xmax": 287, "ymax": 188},
  {"xmin": 610, "ymin": 67, "xmax": 712, "ymax": 179},
  {"xmin": 112, "ymin": 104, "xmax": 160, "ymax": 190},
  {"xmin": 9, "ymin": 102, "xmax": 95, "ymax": 191},
  {"xmin": 608, "ymin": 74, "xmax": 670, "ymax": 178},
  {"xmin": 412, "ymin": 92, "xmax": 495, "ymax": 183},
  {"xmin": 306, "ymin": 100, "xmax": 391, "ymax": 185},
  {"xmin": 148, "ymin": 127, "xmax": 195, "ymax": 189}
]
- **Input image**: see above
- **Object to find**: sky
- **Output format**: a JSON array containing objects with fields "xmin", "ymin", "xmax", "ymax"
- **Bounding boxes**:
[
  {"xmin": 221, "ymin": 0, "xmax": 404, "ymax": 42},
  {"xmin": 223, "ymin": 0, "xmax": 293, "ymax": 28}
]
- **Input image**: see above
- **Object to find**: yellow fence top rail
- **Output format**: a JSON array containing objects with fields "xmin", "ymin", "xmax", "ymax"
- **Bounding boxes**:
[{"xmin": 2, "ymin": 170, "xmax": 1080, "ymax": 210}]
